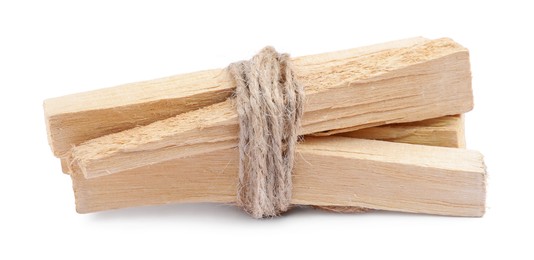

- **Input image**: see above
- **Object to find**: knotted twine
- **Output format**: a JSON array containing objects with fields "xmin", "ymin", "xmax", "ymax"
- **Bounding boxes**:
[{"xmin": 228, "ymin": 47, "xmax": 305, "ymax": 218}]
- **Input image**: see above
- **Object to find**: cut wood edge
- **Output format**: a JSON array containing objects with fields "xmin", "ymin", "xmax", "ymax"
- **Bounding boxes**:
[
  {"xmin": 71, "ymin": 137, "xmax": 486, "ymax": 217},
  {"xmin": 457, "ymin": 114, "xmax": 466, "ymax": 148}
]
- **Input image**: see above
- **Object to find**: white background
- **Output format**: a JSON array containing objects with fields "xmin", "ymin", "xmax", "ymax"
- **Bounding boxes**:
[{"xmin": 1, "ymin": 0, "xmax": 532, "ymax": 259}]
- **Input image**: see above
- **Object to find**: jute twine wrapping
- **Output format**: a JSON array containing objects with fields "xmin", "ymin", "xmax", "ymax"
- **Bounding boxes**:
[
  {"xmin": 228, "ymin": 47, "xmax": 304, "ymax": 218},
  {"xmin": 228, "ymin": 47, "xmax": 369, "ymax": 218}
]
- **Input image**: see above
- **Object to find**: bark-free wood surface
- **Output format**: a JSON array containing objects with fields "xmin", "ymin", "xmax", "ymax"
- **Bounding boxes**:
[
  {"xmin": 46, "ymin": 37, "xmax": 473, "ymax": 159},
  {"xmin": 58, "ymin": 114, "xmax": 464, "ymax": 174},
  {"xmin": 72, "ymin": 137, "xmax": 486, "ymax": 217},
  {"xmin": 69, "ymin": 38, "xmax": 473, "ymax": 178},
  {"xmin": 320, "ymin": 114, "xmax": 465, "ymax": 213},
  {"xmin": 338, "ymin": 115, "xmax": 465, "ymax": 148},
  {"xmin": 45, "ymin": 37, "xmax": 430, "ymax": 157}
]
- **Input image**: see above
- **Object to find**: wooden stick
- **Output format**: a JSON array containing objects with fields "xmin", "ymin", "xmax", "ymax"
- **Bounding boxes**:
[
  {"xmin": 337, "ymin": 115, "xmax": 465, "ymax": 148},
  {"xmin": 320, "ymin": 114, "xmax": 464, "ymax": 213},
  {"xmin": 71, "ymin": 137, "xmax": 486, "ymax": 217},
  {"xmin": 69, "ymin": 38, "xmax": 473, "ymax": 178},
  {"xmin": 45, "ymin": 37, "xmax": 430, "ymax": 157},
  {"xmin": 58, "ymin": 114, "xmax": 465, "ymax": 174}
]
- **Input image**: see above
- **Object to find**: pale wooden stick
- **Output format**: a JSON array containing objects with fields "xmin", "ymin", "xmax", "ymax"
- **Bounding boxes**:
[
  {"xmin": 58, "ymin": 114, "xmax": 464, "ymax": 174},
  {"xmin": 45, "ymin": 37, "xmax": 430, "ymax": 157},
  {"xmin": 318, "ymin": 114, "xmax": 465, "ymax": 213},
  {"xmin": 70, "ymin": 38, "xmax": 473, "ymax": 178},
  {"xmin": 71, "ymin": 137, "xmax": 486, "ymax": 217},
  {"xmin": 320, "ymin": 114, "xmax": 465, "ymax": 213}
]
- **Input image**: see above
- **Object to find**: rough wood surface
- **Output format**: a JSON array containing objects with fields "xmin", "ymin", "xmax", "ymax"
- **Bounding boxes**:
[
  {"xmin": 319, "ymin": 114, "xmax": 465, "ymax": 213},
  {"xmin": 337, "ymin": 115, "xmax": 465, "ymax": 148},
  {"xmin": 69, "ymin": 38, "xmax": 473, "ymax": 178},
  {"xmin": 45, "ymin": 37, "xmax": 430, "ymax": 157},
  {"xmin": 71, "ymin": 137, "xmax": 486, "ymax": 217},
  {"xmin": 58, "ymin": 114, "xmax": 464, "ymax": 174}
]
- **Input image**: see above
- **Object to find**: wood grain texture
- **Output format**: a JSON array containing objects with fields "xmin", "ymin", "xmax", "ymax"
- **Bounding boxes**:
[
  {"xmin": 58, "ymin": 114, "xmax": 464, "ymax": 174},
  {"xmin": 45, "ymin": 37, "xmax": 429, "ymax": 157},
  {"xmin": 71, "ymin": 137, "xmax": 486, "ymax": 217},
  {"xmin": 68, "ymin": 38, "xmax": 473, "ymax": 178},
  {"xmin": 337, "ymin": 115, "xmax": 465, "ymax": 148},
  {"xmin": 319, "ymin": 114, "xmax": 464, "ymax": 213}
]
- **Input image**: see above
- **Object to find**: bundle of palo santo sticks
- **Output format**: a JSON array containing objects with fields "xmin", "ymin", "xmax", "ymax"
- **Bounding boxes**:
[{"xmin": 44, "ymin": 37, "xmax": 486, "ymax": 217}]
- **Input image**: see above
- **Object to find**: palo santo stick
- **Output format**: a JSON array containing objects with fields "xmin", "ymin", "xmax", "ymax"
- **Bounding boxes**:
[
  {"xmin": 58, "ymin": 114, "xmax": 464, "ymax": 174},
  {"xmin": 337, "ymin": 115, "xmax": 465, "ymax": 148},
  {"xmin": 71, "ymin": 137, "xmax": 486, "ymax": 217},
  {"xmin": 320, "ymin": 114, "xmax": 464, "ymax": 213},
  {"xmin": 71, "ymin": 38, "xmax": 473, "ymax": 178},
  {"xmin": 45, "ymin": 37, "xmax": 429, "ymax": 157},
  {"xmin": 48, "ymin": 37, "xmax": 473, "ymax": 159}
]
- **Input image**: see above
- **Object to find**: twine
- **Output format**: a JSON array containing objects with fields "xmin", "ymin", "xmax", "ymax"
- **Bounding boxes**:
[
  {"xmin": 228, "ymin": 47, "xmax": 304, "ymax": 218},
  {"xmin": 228, "ymin": 47, "xmax": 368, "ymax": 218}
]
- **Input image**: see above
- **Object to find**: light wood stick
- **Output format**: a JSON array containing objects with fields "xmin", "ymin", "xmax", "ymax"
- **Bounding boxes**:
[
  {"xmin": 337, "ymin": 115, "xmax": 465, "ymax": 148},
  {"xmin": 71, "ymin": 137, "xmax": 486, "ymax": 217},
  {"xmin": 58, "ymin": 114, "xmax": 464, "ymax": 174},
  {"xmin": 69, "ymin": 38, "xmax": 473, "ymax": 178},
  {"xmin": 45, "ymin": 37, "xmax": 429, "ymax": 157},
  {"xmin": 320, "ymin": 114, "xmax": 464, "ymax": 213}
]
